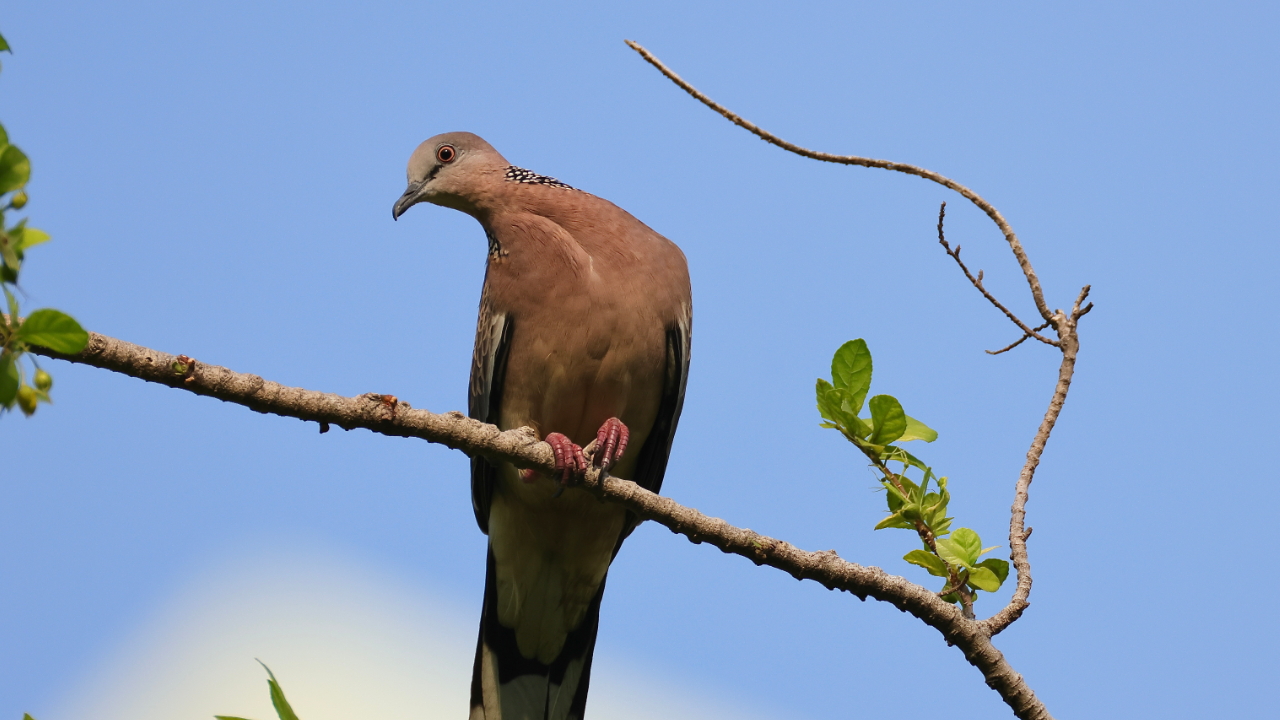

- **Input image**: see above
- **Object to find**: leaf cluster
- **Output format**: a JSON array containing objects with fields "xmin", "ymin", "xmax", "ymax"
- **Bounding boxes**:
[
  {"xmin": 0, "ymin": 30, "xmax": 89, "ymax": 416},
  {"xmin": 904, "ymin": 527, "xmax": 1010, "ymax": 600},
  {"xmin": 816, "ymin": 339, "xmax": 1008, "ymax": 605},
  {"xmin": 816, "ymin": 339, "xmax": 938, "ymax": 454}
]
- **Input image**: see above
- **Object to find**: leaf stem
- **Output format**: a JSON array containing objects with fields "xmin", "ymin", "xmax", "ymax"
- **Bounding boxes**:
[{"xmin": 860, "ymin": 445, "xmax": 975, "ymax": 619}]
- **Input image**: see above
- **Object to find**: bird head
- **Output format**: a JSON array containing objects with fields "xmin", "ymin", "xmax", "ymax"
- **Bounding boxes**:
[{"xmin": 393, "ymin": 132, "xmax": 507, "ymax": 219}]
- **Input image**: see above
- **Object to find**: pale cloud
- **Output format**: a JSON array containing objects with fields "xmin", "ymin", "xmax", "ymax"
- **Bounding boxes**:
[{"xmin": 51, "ymin": 545, "xmax": 780, "ymax": 720}]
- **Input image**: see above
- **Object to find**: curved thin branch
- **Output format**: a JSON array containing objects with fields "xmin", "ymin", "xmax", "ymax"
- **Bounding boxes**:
[
  {"xmin": 979, "ymin": 285, "xmax": 1088, "ymax": 637},
  {"xmin": 625, "ymin": 39, "xmax": 1055, "ymax": 323},
  {"xmin": 17, "ymin": 323, "xmax": 1051, "ymax": 719}
]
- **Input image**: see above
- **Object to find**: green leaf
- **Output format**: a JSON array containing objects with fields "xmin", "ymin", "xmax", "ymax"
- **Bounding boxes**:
[
  {"xmin": 0, "ymin": 32, "xmax": 9, "ymax": 53},
  {"xmin": 977, "ymin": 558, "xmax": 1010, "ymax": 587},
  {"xmin": 935, "ymin": 539, "xmax": 967, "ymax": 569},
  {"xmin": 882, "ymin": 480, "xmax": 908, "ymax": 511},
  {"xmin": 0, "ymin": 230, "xmax": 19, "ymax": 272},
  {"xmin": 0, "ymin": 144, "xmax": 30, "ymax": 193},
  {"xmin": 899, "ymin": 415, "xmax": 938, "ymax": 442},
  {"xmin": 867, "ymin": 394, "xmax": 907, "ymax": 445},
  {"xmin": 258, "ymin": 661, "xmax": 301, "ymax": 720},
  {"xmin": 951, "ymin": 528, "xmax": 982, "ymax": 563},
  {"xmin": 214, "ymin": 716, "xmax": 257, "ymax": 720},
  {"xmin": 978, "ymin": 545, "xmax": 1001, "ymax": 558},
  {"xmin": 24, "ymin": 715, "xmax": 37, "ymax": 720},
  {"xmin": 933, "ymin": 516, "xmax": 953, "ymax": 538},
  {"xmin": 884, "ymin": 491, "xmax": 901, "ymax": 513},
  {"xmin": 903, "ymin": 548, "xmax": 949, "ymax": 577},
  {"xmin": 923, "ymin": 487, "xmax": 944, "ymax": 506},
  {"xmin": 924, "ymin": 493, "xmax": 950, "ymax": 528},
  {"xmin": 0, "ymin": 123, "xmax": 8, "ymax": 147},
  {"xmin": 0, "ymin": 351, "xmax": 19, "ymax": 407},
  {"xmin": 12, "ymin": 226, "xmax": 50, "ymax": 253},
  {"xmin": 855, "ymin": 438, "xmax": 885, "ymax": 455},
  {"xmin": 815, "ymin": 378, "xmax": 839, "ymax": 422},
  {"xmin": 967, "ymin": 565, "xmax": 1002, "ymax": 592},
  {"xmin": 830, "ymin": 339, "xmax": 872, "ymax": 404},
  {"xmin": 936, "ymin": 528, "xmax": 982, "ymax": 569},
  {"xmin": 14, "ymin": 309, "xmax": 89, "ymax": 353},
  {"xmin": 815, "ymin": 379, "xmax": 854, "ymax": 430},
  {"xmin": 922, "ymin": 492, "xmax": 949, "ymax": 530},
  {"xmin": 4, "ymin": 285, "xmax": 19, "ymax": 323},
  {"xmin": 847, "ymin": 415, "xmax": 872, "ymax": 439},
  {"xmin": 819, "ymin": 375, "xmax": 876, "ymax": 434},
  {"xmin": 269, "ymin": 677, "xmax": 300, "ymax": 720},
  {"xmin": 899, "ymin": 474, "xmax": 922, "ymax": 504},
  {"xmin": 874, "ymin": 512, "xmax": 913, "ymax": 530}
]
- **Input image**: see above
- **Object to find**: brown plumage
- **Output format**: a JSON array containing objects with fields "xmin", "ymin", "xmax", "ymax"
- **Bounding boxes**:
[{"xmin": 393, "ymin": 132, "xmax": 692, "ymax": 720}]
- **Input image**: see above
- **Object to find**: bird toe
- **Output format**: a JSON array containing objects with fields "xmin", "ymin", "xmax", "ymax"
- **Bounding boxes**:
[
  {"xmin": 544, "ymin": 432, "xmax": 586, "ymax": 483},
  {"xmin": 594, "ymin": 417, "xmax": 630, "ymax": 469}
]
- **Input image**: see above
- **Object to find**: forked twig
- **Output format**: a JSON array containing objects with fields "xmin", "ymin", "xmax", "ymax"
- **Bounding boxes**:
[{"xmin": 937, "ymin": 202, "xmax": 1059, "ymax": 347}]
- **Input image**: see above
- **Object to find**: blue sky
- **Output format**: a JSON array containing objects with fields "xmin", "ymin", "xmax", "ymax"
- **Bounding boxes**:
[{"xmin": 3, "ymin": 2, "xmax": 1277, "ymax": 718}]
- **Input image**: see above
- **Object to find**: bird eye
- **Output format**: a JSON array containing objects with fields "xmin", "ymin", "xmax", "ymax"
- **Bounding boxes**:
[{"xmin": 437, "ymin": 144, "xmax": 456, "ymax": 163}]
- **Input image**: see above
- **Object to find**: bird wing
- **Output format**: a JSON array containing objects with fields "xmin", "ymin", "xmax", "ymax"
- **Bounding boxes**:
[
  {"xmin": 616, "ymin": 307, "xmax": 691, "ymax": 548},
  {"xmin": 469, "ymin": 287, "xmax": 512, "ymax": 535}
]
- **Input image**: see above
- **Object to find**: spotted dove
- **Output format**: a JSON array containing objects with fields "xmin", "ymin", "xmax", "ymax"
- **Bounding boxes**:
[{"xmin": 393, "ymin": 133, "xmax": 692, "ymax": 720}]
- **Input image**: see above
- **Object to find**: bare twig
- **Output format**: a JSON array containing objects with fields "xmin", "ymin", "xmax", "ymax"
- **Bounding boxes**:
[
  {"xmin": 626, "ymin": 40, "xmax": 1055, "ymax": 324},
  {"xmin": 987, "ymin": 320, "xmax": 1054, "ymax": 356},
  {"xmin": 16, "ymin": 321, "xmax": 1051, "ymax": 719},
  {"xmin": 937, "ymin": 202, "xmax": 1058, "ymax": 347},
  {"xmin": 1072, "ymin": 285, "xmax": 1094, "ymax": 320}
]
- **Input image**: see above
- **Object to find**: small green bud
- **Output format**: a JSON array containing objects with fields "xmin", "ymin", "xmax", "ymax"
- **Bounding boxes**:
[
  {"xmin": 34, "ymin": 368, "xmax": 52, "ymax": 391},
  {"xmin": 10, "ymin": 190, "xmax": 27, "ymax": 209},
  {"xmin": 17, "ymin": 384, "xmax": 36, "ymax": 415}
]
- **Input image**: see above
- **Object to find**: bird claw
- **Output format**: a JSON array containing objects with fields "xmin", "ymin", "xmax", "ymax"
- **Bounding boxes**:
[
  {"xmin": 544, "ymin": 432, "xmax": 587, "ymax": 484},
  {"xmin": 593, "ymin": 417, "xmax": 629, "ymax": 470},
  {"xmin": 538, "ymin": 420, "xmax": 626, "ymax": 491}
]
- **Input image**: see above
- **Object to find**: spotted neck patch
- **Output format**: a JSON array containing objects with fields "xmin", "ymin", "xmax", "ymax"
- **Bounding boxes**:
[
  {"xmin": 503, "ymin": 165, "xmax": 574, "ymax": 189},
  {"xmin": 485, "ymin": 229, "xmax": 507, "ymax": 259}
]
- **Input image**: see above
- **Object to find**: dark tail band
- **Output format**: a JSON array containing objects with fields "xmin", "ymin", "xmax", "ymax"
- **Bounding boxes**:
[{"xmin": 470, "ymin": 546, "xmax": 606, "ymax": 720}]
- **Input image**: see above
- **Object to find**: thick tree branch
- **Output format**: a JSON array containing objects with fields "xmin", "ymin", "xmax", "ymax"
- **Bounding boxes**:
[{"xmin": 17, "ymin": 322, "xmax": 1051, "ymax": 719}]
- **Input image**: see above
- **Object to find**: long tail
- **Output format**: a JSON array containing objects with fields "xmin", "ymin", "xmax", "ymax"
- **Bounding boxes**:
[{"xmin": 470, "ymin": 547, "xmax": 606, "ymax": 720}]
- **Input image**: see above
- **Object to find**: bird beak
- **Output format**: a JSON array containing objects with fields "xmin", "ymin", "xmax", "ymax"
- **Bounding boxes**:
[{"xmin": 392, "ymin": 181, "xmax": 424, "ymax": 220}]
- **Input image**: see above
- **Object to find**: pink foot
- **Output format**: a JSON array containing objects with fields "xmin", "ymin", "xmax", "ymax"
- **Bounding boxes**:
[
  {"xmin": 544, "ymin": 432, "xmax": 587, "ymax": 483},
  {"xmin": 593, "ymin": 417, "xmax": 629, "ymax": 470}
]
